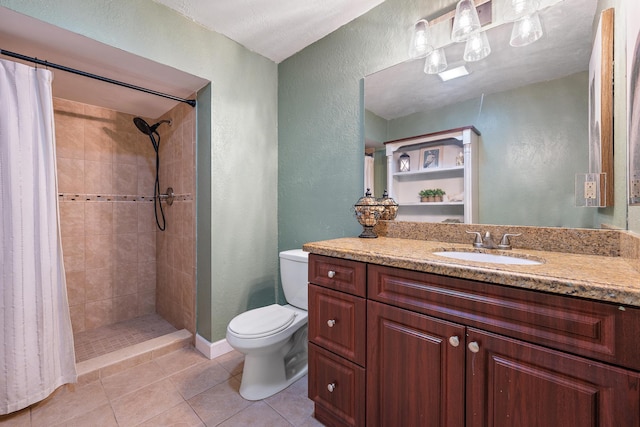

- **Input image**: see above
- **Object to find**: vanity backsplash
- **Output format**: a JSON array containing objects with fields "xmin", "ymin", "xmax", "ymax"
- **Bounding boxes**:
[{"xmin": 374, "ymin": 221, "xmax": 640, "ymax": 260}]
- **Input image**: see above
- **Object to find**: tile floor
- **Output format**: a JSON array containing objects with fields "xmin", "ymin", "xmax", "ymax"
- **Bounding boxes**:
[
  {"xmin": 0, "ymin": 347, "xmax": 323, "ymax": 427},
  {"xmin": 74, "ymin": 314, "xmax": 178, "ymax": 362}
]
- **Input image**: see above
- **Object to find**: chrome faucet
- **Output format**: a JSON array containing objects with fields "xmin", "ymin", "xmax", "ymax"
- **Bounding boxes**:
[{"xmin": 466, "ymin": 231, "xmax": 521, "ymax": 250}]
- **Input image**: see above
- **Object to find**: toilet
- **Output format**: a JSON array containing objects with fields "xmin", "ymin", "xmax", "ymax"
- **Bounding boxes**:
[{"xmin": 226, "ymin": 249, "xmax": 309, "ymax": 400}]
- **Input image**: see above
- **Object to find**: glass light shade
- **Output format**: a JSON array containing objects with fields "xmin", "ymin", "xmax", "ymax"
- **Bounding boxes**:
[
  {"xmin": 503, "ymin": 0, "xmax": 540, "ymax": 21},
  {"xmin": 424, "ymin": 49, "xmax": 448, "ymax": 74},
  {"xmin": 399, "ymin": 153, "xmax": 410, "ymax": 172},
  {"xmin": 409, "ymin": 19, "xmax": 433, "ymax": 59},
  {"xmin": 463, "ymin": 31, "xmax": 491, "ymax": 62},
  {"xmin": 510, "ymin": 13, "xmax": 543, "ymax": 47},
  {"xmin": 451, "ymin": 0, "xmax": 482, "ymax": 43}
]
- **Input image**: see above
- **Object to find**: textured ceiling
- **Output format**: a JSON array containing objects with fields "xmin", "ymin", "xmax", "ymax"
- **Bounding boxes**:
[
  {"xmin": 152, "ymin": 0, "xmax": 385, "ymax": 63},
  {"xmin": 0, "ymin": 0, "xmax": 596, "ymax": 121}
]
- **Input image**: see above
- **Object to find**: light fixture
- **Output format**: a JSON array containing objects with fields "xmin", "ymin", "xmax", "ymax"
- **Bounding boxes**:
[
  {"xmin": 510, "ymin": 12, "xmax": 543, "ymax": 47},
  {"xmin": 424, "ymin": 49, "xmax": 448, "ymax": 74},
  {"xmin": 503, "ymin": 0, "xmax": 540, "ymax": 21},
  {"xmin": 399, "ymin": 153, "xmax": 411, "ymax": 172},
  {"xmin": 464, "ymin": 31, "xmax": 491, "ymax": 62},
  {"xmin": 451, "ymin": 0, "xmax": 482, "ymax": 42},
  {"xmin": 437, "ymin": 65, "xmax": 469, "ymax": 82},
  {"xmin": 409, "ymin": 19, "xmax": 433, "ymax": 59},
  {"xmin": 406, "ymin": 0, "xmax": 548, "ymax": 83}
]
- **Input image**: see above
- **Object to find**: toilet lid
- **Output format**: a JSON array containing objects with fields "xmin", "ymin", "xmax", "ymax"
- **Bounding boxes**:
[{"xmin": 228, "ymin": 304, "xmax": 296, "ymax": 338}]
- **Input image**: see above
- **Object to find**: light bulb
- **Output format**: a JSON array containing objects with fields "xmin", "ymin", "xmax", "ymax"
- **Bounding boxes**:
[
  {"xmin": 451, "ymin": 0, "xmax": 482, "ymax": 42},
  {"xmin": 510, "ymin": 13, "xmax": 543, "ymax": 47},
  {"xmin": 464, "ymin": 31, "xmax": 491, "ymax": 62},
  {"xmin": 504, "ymin": 0, "xmax": 540, "ymax": 21},
  {"xmin": 424, "ymin": 49, "xmax": 448, "ymax": 74},
  {"xmin": 409, "ymin": 19, "xmax": 433, "ymax": 59}
]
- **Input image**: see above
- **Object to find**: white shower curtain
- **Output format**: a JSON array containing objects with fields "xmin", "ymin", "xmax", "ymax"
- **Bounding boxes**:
[
  {"xmin": 0, "ymin": 59, "xmax": 77, "ymax": 414},
  {"xmin": 364, "ymin": 154, "xmax": 375, "ymax": 195}
]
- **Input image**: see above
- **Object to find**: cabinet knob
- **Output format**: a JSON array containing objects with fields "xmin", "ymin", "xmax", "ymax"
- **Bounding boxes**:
[
  {"xmin": 468, "ymin": 341, "xmax": 480, "ymax": 353},
  {"xmin": 327, "ymin": 319, "xmax": 336, "ymax": 327},
  {"xmin": 327, "ymin": 383, "xmax": 336, "ymax": 393},
  {"xmin": 448, "ymin": 336, "xmax": 460, "ymax": 347},
  {"xmin": 328, "ymin": 270, "xmax": 336, "ymax": 278}
]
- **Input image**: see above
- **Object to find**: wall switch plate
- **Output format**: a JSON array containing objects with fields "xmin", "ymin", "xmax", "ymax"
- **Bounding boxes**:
[
  {"xmin": 584, "ymin": 181, "xmax": 597, "ymax": 199},
  {"xmin": 632, "ymin": 180, "xmax": 640, "ymax": 198}
]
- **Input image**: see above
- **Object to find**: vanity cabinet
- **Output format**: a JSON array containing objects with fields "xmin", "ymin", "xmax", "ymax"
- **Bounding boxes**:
[
  {"xmin": 385, "ymin": 126, "xmax": 479, "ymax": 223},
  {"xmin": 308, "ymin": 255, "xmax": 367, "ymax": 427},
  {"xmin": 308, "ymin": 254, "xmax": 640, "ymax": 427}
]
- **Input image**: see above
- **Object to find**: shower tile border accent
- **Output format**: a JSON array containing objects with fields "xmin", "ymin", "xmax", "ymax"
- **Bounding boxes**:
[{"xmin": 58, "ymin": 193, "xmax": 193, "ymax": 202}]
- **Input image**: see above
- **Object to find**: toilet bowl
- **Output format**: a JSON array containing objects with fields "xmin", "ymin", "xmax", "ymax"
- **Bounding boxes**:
[{"xmin": 225, "ymin": 249, "xmax": 309, "ymax": 400}]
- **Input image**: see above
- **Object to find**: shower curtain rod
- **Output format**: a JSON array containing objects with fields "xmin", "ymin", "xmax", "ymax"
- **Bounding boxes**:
[{"xmin": 0, "ymin": 49, "xmax": 196, "ymax": 108}]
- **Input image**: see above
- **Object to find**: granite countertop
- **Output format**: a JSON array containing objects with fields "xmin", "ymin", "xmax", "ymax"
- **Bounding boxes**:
[{"xmin": 302, "ymin": 237, "xmax": 640, "ymax": 308}]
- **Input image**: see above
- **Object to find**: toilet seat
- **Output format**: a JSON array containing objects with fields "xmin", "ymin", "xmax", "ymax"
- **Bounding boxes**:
[{"xmin": 228, "ymin": 304, "xmax": 296, "ymax": 338}]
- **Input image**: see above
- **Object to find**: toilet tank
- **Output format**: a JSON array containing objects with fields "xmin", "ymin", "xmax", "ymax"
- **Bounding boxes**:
[{"xmin": 279, "ymin": 249, "xmax": 309, "ymax": 310}]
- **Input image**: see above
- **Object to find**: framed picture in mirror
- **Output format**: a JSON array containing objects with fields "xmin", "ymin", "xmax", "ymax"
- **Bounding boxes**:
[
  {"xmin": 420, "ymin": 147, "xmax": 442, "ymax": 170},
  {"xmin": 629, "ymin": 1, "xmax": 640, "ymax": 205},
  {"xmin": 588, "ymin": 8, "xmax": 614, "ymax": 206}
]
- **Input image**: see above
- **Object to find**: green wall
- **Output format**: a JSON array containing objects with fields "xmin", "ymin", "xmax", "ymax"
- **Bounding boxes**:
[
  {"xmin": 279, "ymin": 0, "xmax": 631, "ymax": 251},
  {"xmin": 0, "ymin": 0, "xmax": 279, "ymax": 342},
  {"xmin": 385, "ymin": 73, "xmax": 595, "ymax": 228},
  {"xmin": 279, "ymin": 0, "xmax": 409, "ymax": 252}
]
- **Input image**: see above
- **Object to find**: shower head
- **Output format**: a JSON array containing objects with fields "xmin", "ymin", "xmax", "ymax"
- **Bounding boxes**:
[{"xmin": 133, "ymin": 117, "xmax": 171, "ymax": 136}]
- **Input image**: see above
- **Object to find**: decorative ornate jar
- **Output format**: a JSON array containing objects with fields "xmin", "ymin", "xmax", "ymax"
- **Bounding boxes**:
[
  {"xmin": 377, "ymin": 190, "xmax": 398, "ymax": 220},
  {"xmin": 354, "ymin": 188, "xmax": 384, "ymax": 238}
]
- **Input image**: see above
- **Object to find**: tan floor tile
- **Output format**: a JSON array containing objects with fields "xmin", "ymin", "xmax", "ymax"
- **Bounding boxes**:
[
  {"xmin": 0, "ymin": 407, "xmax": 31, "ymax": 427},
  {"xmin": 297, "ymin": 415, "xmax": 326, "ymax": 427},
  {"xmin": 137, "ymin": 402, "xmax": 204, "ymax": 427},
  {"xmin": 54, "ymin": 403, "xmax": 117, "ymax": 427},
  {"xmin": 265, "ymin": 376, "xmax": 314, "ymax": 426},
  {"xmin": 187, "ymin": 378, "xmax": 251, "ymax": 426},
  {"xmin": 111, "ymin": 378, "xmax": 183, "ymax": 426},
  {"xmin": 217, "ymin": 401, "xmax": 290, "ymax": 427},
  {"xmin": 169, "ymin": 360, "xmax": 231, "ymax": 400},
  {"xmin": 215, "ymin": 351, "xmax": 244, "ymax": 377},
  {"xmin": 101, "ymin": 360, "xmax": 166, "ymax": 400},
  {"xmin": 30, "ymin": 382, "xmax": 109, "ymax": 426},
  {"xmin": 154, "ymin": 347, "xmax": 208, "ymax": 375}
]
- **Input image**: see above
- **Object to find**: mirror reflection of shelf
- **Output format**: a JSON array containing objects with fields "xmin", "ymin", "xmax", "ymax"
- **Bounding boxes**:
[
  {"xmin": 400, "ymin": 201, "xmax": 464, "ymax": 206},
  {"xmin": 392, "ymin": 166, "xmax": 464, "ymax": 177},
  {"xmin": 385, "ymin": 126, "xmax": 479, "ymax": 223}
]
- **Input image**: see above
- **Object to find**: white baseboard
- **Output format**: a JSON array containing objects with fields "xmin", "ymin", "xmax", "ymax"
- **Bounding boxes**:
[{"xmin": 195, "ymin": 333, "xmax": 234, "ymax": 360}]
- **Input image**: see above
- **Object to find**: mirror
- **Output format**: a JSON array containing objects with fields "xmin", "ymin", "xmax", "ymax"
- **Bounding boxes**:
[{"xmin": 364, "ymin": 0, "xmax": 618, "ymax": 229}]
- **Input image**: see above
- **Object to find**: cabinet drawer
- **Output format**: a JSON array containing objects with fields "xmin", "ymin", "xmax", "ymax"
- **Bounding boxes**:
[
  {"xmin": 309, "ymin": 254, "xmax": 366, "ymax": 297},
  {"xmin": 309, "ymin": 284, "xmax": 366, "ymax": 366},
  {"xmin": 309, "ymin": 343, "xmax": 365, "ymax": 427},
  {"xmin": 368, "ymin": 264, "xmax": 640, "ymax": 371}
]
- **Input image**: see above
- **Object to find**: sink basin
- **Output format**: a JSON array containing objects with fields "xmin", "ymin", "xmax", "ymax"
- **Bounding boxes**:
[{"xmin": 432, "ymin": 251, "xmax": 543, "ymax": 265}]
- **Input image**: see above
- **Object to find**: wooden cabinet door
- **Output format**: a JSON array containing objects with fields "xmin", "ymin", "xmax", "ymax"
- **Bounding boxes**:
[
  {"xmin": 366, "ymin": 301, "xmax": 465, "ymax": 427},
  {"xmin": 466, "ymin": 328, "xmax": 640, "ymax": 427}
]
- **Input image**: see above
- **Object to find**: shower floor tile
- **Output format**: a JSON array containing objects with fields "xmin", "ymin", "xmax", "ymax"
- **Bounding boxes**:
[{"xmin": 74, "ymin": 314, "xmax": 178, "ymax": 362}]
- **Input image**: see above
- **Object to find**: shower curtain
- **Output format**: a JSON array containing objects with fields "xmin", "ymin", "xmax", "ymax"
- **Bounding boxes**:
[
  {"xmin": 364, "ymin": 154, "xmax": 375, "ymax": 195},
  {"xmin": 0, "ymin": 58, "xmax": 77, "ymax": 415}
]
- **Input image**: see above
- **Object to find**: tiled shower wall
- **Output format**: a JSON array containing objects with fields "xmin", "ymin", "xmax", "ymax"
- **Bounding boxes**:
[
  {"xmin": 155, "ymin": 102, "xmax": 196, "ymax": 334},
  {"xmin": 54, "ymin": 98, "xmax": 196, "ymax": 335}
]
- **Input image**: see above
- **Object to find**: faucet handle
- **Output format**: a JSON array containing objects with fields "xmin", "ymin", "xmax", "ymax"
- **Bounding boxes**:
[
  {"xmin": 466, "ymin": 231, "xmax": 483, "ymax": 248},
  {"xmin": 498, "ymin": 233, "xmax": 521, "ymax": 250}
]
